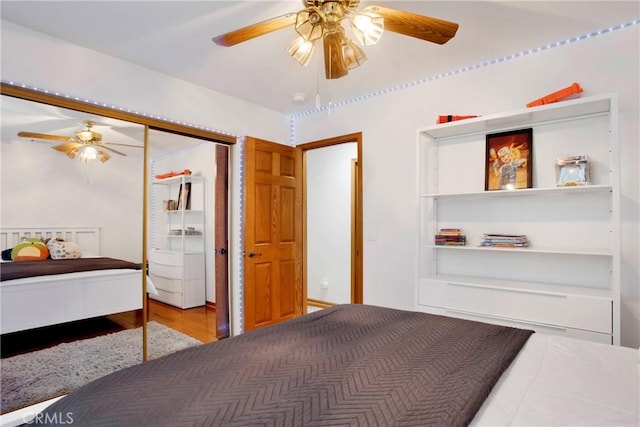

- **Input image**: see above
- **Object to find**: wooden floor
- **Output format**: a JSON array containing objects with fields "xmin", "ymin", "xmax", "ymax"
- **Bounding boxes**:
[
  {"xmin": 2, "ymin": 299, "xmax": 217, "ymax": 358},
  {"xmin": 109, "ymin": 298, "xmax": 218, "ymax": 344},
  {"xmin": 3, "ymin": 299, "xmax": 327, "ymax": 358}
]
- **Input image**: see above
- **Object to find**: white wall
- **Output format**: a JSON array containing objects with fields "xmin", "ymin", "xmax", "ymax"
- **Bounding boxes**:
[
  {"xmin": 294, "ymin": 26, "xmax": 640, "ymax": 348},
  {"xmin": 306, "ymin": 143, "xmax": 357, "ymax": 304}
]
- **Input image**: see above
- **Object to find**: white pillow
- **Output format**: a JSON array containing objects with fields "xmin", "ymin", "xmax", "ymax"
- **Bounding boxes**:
[{"xmin": 47, "ymin": 238, "xmax": 82, "ymax": 259}]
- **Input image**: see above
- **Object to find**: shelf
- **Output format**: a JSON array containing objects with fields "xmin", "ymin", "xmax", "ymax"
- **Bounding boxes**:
[
  {"xmin": 420, "ymin": 275, "xmax": 613, "ymax": 299},
  {"xmin": 421, "ymin": 184, "xmax": 611, "ymax": 199},
  {"xmin": 417, "ymin": 92, "xmax": 619, "ymax": 344},
  {"xmin": 418, "ymin": 94, "xmax": 612, "ymax": 140},
  {"xmin": 157, "ymin": 209, "xmax": 204, "ymax": 214},
  {"xmin": 152, "ymin": 248, "xmax": 203, "ymax": 255},
  {"xmin": 426, "ymin": 244, "xmax": 612, "ymax": 257}
]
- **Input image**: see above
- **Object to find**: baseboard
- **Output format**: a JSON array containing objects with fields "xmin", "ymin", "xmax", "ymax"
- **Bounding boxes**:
[{"xmin": 307, "ymin": 299, "xmax": 335, "ymax": 309}]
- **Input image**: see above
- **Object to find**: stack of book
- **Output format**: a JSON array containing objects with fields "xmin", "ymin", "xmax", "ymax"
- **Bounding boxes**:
[
  {"xmin": 480, "ymin": 234, "xmax": 529, "ymax": 248},
  {"xmin": 435, "ymin": 228, "xmax": 466, "ymax": 246}
]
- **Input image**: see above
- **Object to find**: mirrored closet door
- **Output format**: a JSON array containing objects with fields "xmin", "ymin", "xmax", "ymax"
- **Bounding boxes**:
[
  {"xmin": 0, "ymin": 84, "xmax": 235, "ymax": 413},
  {"xmin": 0, "ymin": 93, "xmax": 146, "ymax": 412}
]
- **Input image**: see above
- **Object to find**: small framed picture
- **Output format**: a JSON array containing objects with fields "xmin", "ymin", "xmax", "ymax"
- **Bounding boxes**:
[
  {"xmin": 556, "ymin": 155, "xmax": 589, "ymax": 186},
  {"xmin": 485, "ymin": 128, "xmax": 533, "ymax": 191}
]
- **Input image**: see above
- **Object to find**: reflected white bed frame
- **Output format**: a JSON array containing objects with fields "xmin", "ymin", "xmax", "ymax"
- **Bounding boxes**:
[{"xmin": 0, "ymin": 227, "xmax": 143, "ymax": 335}]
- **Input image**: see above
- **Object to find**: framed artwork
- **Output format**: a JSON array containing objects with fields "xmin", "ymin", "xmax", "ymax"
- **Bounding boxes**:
[
  {"xmin": 555, "ymin": 155, "xmax": 590, "ymax": 186},
  {"xmin": 485, "ymin": 128, "xmax": 533, "ymax": 191},
  {"xmin": 177, "ymin": 182, "xmax": 191, "ymax": 210}
]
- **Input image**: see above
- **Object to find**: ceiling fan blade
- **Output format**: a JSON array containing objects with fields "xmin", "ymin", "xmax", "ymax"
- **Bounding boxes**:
[
  {"xmin": 18, "ymin": 131, "xmax": 71, "ymax": 142},
  {"xmin": 104, "ymin": 142, "xmax": 143, "ymax": 148},
  {"xmin": 97, "ymin": 144, "xmax": 127, "ymax": 156},
  {"xmin": 364, "ymin": 5, "xmax": 459, "ymax": 44},
  {"xmin": 52, "ymin": 142, "xmax": 82, "ymax": 152},
  {"xmin": 212, "ymin": 13, "xmax": 297, "ymax": 47},
  {"xmin": 323, "ymin": 31, "xmax": 349, "ymax": 79}
]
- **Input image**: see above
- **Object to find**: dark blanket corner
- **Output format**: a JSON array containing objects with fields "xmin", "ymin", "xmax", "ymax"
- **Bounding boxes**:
[
  {"xmin": 37, "ymin": 304, "xmax": 533, "ymax": 426},
  {"xmin": 1, "ymin": 257, "xmax": 141, "ymax": 281}
]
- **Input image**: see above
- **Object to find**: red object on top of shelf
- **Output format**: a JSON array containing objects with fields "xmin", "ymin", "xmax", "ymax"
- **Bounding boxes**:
[
  {"xmin": 154, "ymin": 169, "xmax": 192, "ymax": 180},
  {"xmin": 526, "ymin": 83, "xmax": 584, "ymax": 108},
  {"xmin": 436, "ymin": 115, "xmax": 479, "ymax": 124}
]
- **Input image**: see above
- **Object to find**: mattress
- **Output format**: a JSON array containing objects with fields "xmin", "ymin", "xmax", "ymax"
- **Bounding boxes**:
[
  {"xmin": 0, "ymin": 257, "xmax": 141, "ymax": 281},
  {"xmin": 472, "ymin": 333, "xmax": 639, "ymax": 426}
]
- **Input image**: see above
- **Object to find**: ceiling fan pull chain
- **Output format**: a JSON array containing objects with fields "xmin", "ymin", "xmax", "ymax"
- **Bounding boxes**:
[{"xmin": 316, "ymin": 52, "xmax": 321, "ymax": 109}]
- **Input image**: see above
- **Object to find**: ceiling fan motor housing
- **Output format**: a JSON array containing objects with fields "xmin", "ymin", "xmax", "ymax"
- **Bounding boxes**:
[{"xmin": 303, "ymin": 0, "xmax": 360, "ymax": 14}]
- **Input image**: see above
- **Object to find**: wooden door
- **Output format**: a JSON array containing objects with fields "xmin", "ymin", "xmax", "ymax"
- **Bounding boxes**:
[
  {"xmin": 244, "ymin": 137, "xmax": 303, "ymax": 331},
  {"xmin": 214, "ymin": 144, "xmax": 230, "ymax": 339}
]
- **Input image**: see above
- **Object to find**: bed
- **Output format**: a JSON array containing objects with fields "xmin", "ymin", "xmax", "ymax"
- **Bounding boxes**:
[
  {"xmin": 0, "ymin": 227, "xmax": 151, "ymax": 335},
  {"xmin": 25, "ymin": 304, "xmax": 639, "ymax": 426}
]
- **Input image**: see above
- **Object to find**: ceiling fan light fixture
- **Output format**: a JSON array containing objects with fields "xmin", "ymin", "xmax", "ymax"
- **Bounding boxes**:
[
  {"xmin": 98, "ymin": 151, "xmax": 111, "ymax": 163},
  {"xmin": 287, "ymin": 37, "xmax": 315, "ymax": 66},
  {"xmin": 66, "ymin": 148, "xmax": 79, "ymax": 160},
  {"xmin": 295, "ymin": 7, "xmax": 324, "ymax": 41},
  {"xmin": 351, "ymin": 12, "xmax": 384, "ymax": 46},
  {"xmin": 79, "ymin": 145, "xmax": 99, "ymax": 163},
  {"xmin": 342, "ymin": 37, "xmax": 367, "ymax": 69}
]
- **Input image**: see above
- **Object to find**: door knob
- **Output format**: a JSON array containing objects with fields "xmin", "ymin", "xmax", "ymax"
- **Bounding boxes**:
[
  {"xmin": 247, "ymin": 251, "xmax": 263, "ymax": 258},
  {"xmin": 216, "ymin": 248, "xmax": 227, "ymax": 255}
]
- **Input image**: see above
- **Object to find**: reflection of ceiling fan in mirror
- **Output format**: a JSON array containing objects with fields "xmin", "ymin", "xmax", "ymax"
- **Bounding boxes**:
[
  {"xmin": 213, "ymin": 0, "xmax": 459, "ymax": 79},
  {"xmin": 18, "ymin": 120, "xmax": 142, "ymax": 163}
]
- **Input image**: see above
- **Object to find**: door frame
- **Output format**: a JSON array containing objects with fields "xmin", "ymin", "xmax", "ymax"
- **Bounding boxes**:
[
  {"xmin": 297, "ymin": 132, "xmax": 363, "ymax": 306},
  {"xmin": 214, "ymin": 144, "xmax": 230, "ymax": 339}
]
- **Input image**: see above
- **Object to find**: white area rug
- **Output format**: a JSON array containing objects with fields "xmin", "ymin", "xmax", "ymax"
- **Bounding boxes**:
[{"xmin": 0, "ymin": 321, "xmax": 202, "ymax": 414}]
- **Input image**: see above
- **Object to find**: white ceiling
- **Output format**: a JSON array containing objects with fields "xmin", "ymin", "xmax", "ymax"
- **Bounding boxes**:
[{"xmin": 1, "ymin": 1, "xmax": 638, "ymax": 116}]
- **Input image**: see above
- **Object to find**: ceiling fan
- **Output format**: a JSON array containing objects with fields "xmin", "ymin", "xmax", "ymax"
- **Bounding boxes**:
[
  {"xmin": 212, "ymin": 0, "xmax": 459, "ymax": 79},
  {"xmin": 18, "ymin": 120, "xmax": 142, "ymax": 163}
]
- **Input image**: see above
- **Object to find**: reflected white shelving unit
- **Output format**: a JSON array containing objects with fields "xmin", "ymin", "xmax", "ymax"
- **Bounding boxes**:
[
  {"xmin": 416, "ymin": 94, "xmax": 620, "ymax": 345},
  {"xmin": 149, "ymin": 174, "xmax": 205, "ymax": 309}
]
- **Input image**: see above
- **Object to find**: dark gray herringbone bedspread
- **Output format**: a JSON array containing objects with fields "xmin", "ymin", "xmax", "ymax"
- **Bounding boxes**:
[{"xmin": 39, "ymin": 304, "xmax": 532, "ymax": 426}]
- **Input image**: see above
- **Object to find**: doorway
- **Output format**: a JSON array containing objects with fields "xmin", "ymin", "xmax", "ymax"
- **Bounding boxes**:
[{"xmin": 298, "ymin": 133, "xmax": 363, "ymax": 310}]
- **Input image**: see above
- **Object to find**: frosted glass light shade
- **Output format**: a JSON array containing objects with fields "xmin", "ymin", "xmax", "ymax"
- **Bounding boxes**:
[
  {"xmin": 287, "ymin": 37, "xmax": 315, "ymax": 66},
  {"xmin": 79, "ymin": 145, "xmax": 99, "ymax": 163},
  {"xmin": 351, "ymin": 13, "xmax": 384, "ymax": 46},
  {"xmin": 295, "ymin": 7, "xmax": 324, "ymax": 41},
  {"xmin": 66, "ymin": 148, "xmax": 79, "ymax": 160},
  {"xmin": 98, "ymin": 151, "xmax": 111, "ymax": 163},
  {"xmin": 342, "ymin": 37, "xmax": 367, "ymax": 69}
]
